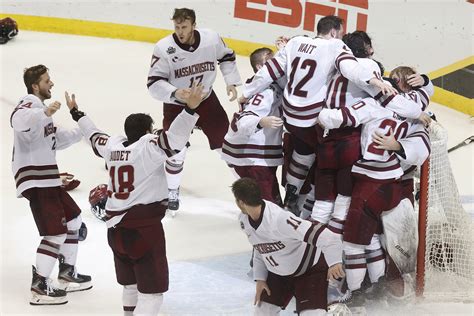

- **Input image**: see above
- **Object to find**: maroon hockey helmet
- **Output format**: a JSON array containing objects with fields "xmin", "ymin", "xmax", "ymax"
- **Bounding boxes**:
[
  {"xmin": 89, "ymin": 184, "xmax": 108, "ymax": 221},
  {"xmin": 0, "ymin": 17, "xmax": 18, "ymax": 44}
]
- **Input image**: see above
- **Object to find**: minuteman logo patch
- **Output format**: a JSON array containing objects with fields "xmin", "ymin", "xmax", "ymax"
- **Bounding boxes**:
[{"xmin": 167, "ymin": 46, "xmax": 176, "ymax": 55}]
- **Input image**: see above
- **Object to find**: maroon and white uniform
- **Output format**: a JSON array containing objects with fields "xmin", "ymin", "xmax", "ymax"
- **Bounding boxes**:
[
  {"xmin": 243, "ymin": 36, "xmax": 374, "ymax": 196},
  {"xmin": 148, "ymin": 28, "xmax": 240, "ymax": 104},
  {"xmin": 240, "ymin": 200, "xmax": 342, "ymax": 312},
  {"xmin": 76, "ymin": 109, "xmax": 199, "ymax": 228},
  {"xmin": 244, "ymin": 37, "xmax": 374, "ymax": 129},
  {"xmin": 222, "ymin": 83, "xmax": 283, "ymax": 203},
  {"xmin": 240, "ymin": 201, "xmax": 342, "ymax": 278},
  {"xmin": 11, "ymin": 94, "xmax": 83, "ymax": 197},
  {"xmin": 319, "ymin": 98, "xmax": 429, "ymax": 182},
  {"xmin": 222, "ymin": 83, "xmax": 283, "ymax": 167},
  {"xmin": 316, "ymin": 58, "xmax": 424, "ymax": 200},
  {"xmin": 76, "ymin": 108, "xmax": 198, "ymax": 295},
  {"xmin": 147, "ymin": 28, "xmax": 241, "ymax": 194},
  {"xmin": 319, "ymin": 97, "xmax": 430, "ymax": 240}
]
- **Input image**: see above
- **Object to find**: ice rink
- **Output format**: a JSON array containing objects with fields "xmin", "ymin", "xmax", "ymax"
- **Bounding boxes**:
[{"xmin": 1, "ymin": 31, "xmax": 473, "ymax": 315}]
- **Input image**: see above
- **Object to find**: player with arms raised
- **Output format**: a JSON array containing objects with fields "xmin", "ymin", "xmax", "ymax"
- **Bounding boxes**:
[{"xmin": 66, "ymin": 83, "xmax": 204, "ymax": 315}]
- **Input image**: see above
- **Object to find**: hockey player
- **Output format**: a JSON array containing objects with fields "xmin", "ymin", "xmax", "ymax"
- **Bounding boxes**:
[
  {"xmin": 65, "ymin": 83, "xmax": 203, "ymax": 315},
  {"xmin": 221, "ymin": 47, "xmax": 284, "ymax": 204},
  {"xmin": 317, "ymin": 96, "xmax": 430, "ymax": 306},
  {"xmin": 147, "ymin": 8, "xmax": 241, "ymax": 213},
  {"xmin": 242, "ymin": 16, "xmax": 396, "ymax": 215},
  {"xmin": 10, "ymin": 65, "xmax": 91, "ymax": 305},
  {"xmin": 232, "ymin": 177, "xmax": 345, "ymax": 315},
  {"xmin": 314, "ymin": 31, "xmax": 430, "ymax": 233}
]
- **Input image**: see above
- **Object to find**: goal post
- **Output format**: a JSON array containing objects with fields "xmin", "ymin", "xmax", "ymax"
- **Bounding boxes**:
[{"xmin": 416, "ymin": 121, "xmax": 474, "ymax": 301}]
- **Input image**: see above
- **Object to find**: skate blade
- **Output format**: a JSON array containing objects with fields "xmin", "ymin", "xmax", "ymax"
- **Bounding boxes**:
[
  {"xmin": 30, "ymin": 293, "xmax": 68, "ymax": 305},
  {"xmin": 58, "ymin": 280, "xmax": 93, "ymax": 292}
]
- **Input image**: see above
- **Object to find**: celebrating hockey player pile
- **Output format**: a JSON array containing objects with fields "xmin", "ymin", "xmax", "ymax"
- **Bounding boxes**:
[{"xmin": 11, "ymin": 7, "xmax": 435, "ymax": 316}]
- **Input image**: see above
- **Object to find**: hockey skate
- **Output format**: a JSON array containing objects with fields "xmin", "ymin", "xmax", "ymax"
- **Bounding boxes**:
[
  {"xmin": 30, "ymin": 266, "xmax": 68, "ymax": 306},
  {"xmin": 57, "ymin": 254, "xmax": 92, "ymax": 292},
  {"xmin": 283, "ymin": 184, "xmax": 300, "ymax": 216},
  {"xmin": 339, "ymin": 289, "xmax": 367, "ymax": 315},
  {"xmin": 168, "ymin": 188, "xmax": 180, "ymax": 217},
  {"xmin": 364, "ymin": 276, "xmax": 388, "ymax": 302},
  {"xmin": 327, "ymin": 303, "xmax": 352, "ymax": 316}
]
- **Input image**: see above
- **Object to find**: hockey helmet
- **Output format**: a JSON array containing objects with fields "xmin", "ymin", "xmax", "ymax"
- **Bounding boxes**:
[
  {"xmin": 0, "ymin": 17, "xmax": 18, "ymax": 44},
  {"xmin": 89, "ymin": 184, "xmax": 108, "ymax": 221}
]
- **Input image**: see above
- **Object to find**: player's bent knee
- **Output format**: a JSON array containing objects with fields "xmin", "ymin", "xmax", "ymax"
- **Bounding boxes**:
[
  {"xmin": 67, "ymin": 215, "xmax": 82, "ymax": 231},
  {"xmin": 43, "ymin": 233, "xmax": 67, "ymax": 245}
]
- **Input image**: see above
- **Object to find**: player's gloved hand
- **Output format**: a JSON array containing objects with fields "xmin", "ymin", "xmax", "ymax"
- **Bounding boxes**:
[
  {"xmin": 327, "ymin": 263, "xmax": 345, "ymax": 281},
  {"xmin": 60, "ymin": 172, "xmax": 81, "ymax": 191},
  {"xmin": 227, "ymin": 84, "xmax": 238, "ymax": 102}
]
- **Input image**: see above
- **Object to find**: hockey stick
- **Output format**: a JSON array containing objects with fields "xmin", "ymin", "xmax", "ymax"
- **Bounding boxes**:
[{"xmin": 448, "ymin": 135, "xmax": 474, "ymax": 153}]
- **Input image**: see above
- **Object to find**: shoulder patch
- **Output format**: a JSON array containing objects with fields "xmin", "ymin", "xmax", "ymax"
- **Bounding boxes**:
[{"xmin": 167, "ymin": 46, "xmax": 176, "ymax": 55}]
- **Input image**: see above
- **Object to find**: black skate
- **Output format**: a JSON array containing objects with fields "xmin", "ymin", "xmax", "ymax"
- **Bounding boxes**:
[
  {"xmin": 168, "ymin": 188, "xmax": 180, "ymax": 216},
  {"xmin": 365, "ymin": 276, "xmax": 388, "ymax": 301},
  {"xmin": 57, "ymin": 254, "xmax": 92, "ymax": 292},
  {"xmin": 283, "ymin": 184, "xmax": 300, "ymax": 216},
  {"xmin": 30, "ymin": 266, "xmax": 68, "ymax": 306}
]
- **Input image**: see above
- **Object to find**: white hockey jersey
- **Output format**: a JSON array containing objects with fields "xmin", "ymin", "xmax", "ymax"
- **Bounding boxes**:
[
  {"xmin": 243, "ymin": 36, "xmax": 374, "ymax": 127},
  {"xmin": 239, "ymin": 200, "xmax": 342, "ymax": 280},
  {"xmin": 147, "ymin": 28, "xmax": 241, "ymax": 105},
  {"xmin": 76, "ymin": 109, "xmax": 198, "ymax": 227},
  {"xmin": 318, "ymin": 98, "xmax": 430, "ymax": 181},
  {"xmin": 221, "ymin": 83, "xmax": 283, "ymax": 167},
  {"xmin": 325, "ymin": 58, "xmax": 423, "ymax": 120},
  {"xmin": 11, "ymin": 94, "xmax": 83, "ymax": 197}
]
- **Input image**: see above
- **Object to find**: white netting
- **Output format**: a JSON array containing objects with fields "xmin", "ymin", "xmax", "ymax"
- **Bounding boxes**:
[{"xmin": 418, "ymin": 121, "xmax": 474, "ymax": 301}]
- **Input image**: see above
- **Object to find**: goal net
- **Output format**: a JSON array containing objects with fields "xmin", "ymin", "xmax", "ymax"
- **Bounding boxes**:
[{"xmin": 416, "ymin": 121, "xmax": 474, "ymax": 301}]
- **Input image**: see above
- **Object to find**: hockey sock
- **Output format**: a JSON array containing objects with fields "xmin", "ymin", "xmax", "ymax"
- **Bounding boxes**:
[
  {"xmin": 134, "ymin": 292, "xmax": 163, "ymax": 316},
  {"xmin": 286, "ymin": 151, "xmax": 315, "ymax": 192},
  {"xmin": 299, "ymin": 184, "xmax": 315, "ymax": 220},
  {"xmin": 311, "ymin": 200, "xmax": 334, "ymax": 224},
  {"xmin": 36, "ymin": 234, "xmax": 66, "ymax": 277},
  {"xmin": 343, "ymin": 242, "xmax": 367, "ymax": 291},
  {"xmin": 122, "ymin": 284, "xmax": 137, "ymax": 315},
  {"xmin": 366, "ymin": 234, "xmax": 386, "ymax": 283},
  {"xmin": 165, "ymin": 146, "xmax": 187, "ymax": 190},
  {"xmin": 60, "ymin": 216, "xmax": 82, "ymax": 265}
]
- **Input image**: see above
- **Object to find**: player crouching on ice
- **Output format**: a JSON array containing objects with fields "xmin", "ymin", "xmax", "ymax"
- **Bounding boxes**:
[{"xmin": 232, "ymin": 177, "xmax": 348, "ymax": 315}]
